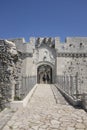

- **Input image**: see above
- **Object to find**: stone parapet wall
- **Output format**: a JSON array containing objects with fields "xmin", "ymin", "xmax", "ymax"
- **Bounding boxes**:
[
  {"xmin": 56, "ymin": 37, "xmax": 87, "ymax": 53},
  {"xmin": 66, "ymin": 37, "xmax": 87, "ymax": 44}
]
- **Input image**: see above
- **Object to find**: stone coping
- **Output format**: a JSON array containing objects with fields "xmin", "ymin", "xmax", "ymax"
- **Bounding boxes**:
[
  {"xmin": 10, "ymin": 84, "xmax": 37, "ymax": 109},
  {"xmin": 55, "ymin": 84, "xmax": 81, "ymax": 107}
]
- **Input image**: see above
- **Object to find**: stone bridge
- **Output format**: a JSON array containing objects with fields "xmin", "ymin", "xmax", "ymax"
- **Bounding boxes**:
[{"xmin": 0, "ymin": 84, "xmax": 87, "ymax": 130}]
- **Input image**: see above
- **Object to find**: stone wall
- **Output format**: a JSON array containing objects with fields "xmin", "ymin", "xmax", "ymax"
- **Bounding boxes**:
[
  {"xmin": 56, "ymin": 37, "xmax": 87, "ymax": 96},
  {"xmin": 56, "ymin": 37, "xmax": 87, "ymax": 53},
  {"xmin": 63, "ymin": 57, "xmax": 87, "ymax": 94},
  {"xmin": 56, "ymin": 54, "xmax": 87, "ymax": 99},
  {"xmin": 0, "ymin": 40, "xmax": 22, "ymax": 109}
]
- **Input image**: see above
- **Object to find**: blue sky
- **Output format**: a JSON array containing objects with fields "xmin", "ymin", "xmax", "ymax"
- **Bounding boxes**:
[{"xmin": 0, "ymin": 0, "xmax": 87, "ymax": 42}]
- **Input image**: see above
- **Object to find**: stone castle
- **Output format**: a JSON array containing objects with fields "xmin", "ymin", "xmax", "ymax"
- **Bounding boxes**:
[{"xmin": 0, "ymin": 37, "xmax": 87, "ymax": 109}]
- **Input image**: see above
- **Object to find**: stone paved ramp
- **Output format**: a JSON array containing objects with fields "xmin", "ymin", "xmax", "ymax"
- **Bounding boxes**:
[{"xmin": 2, "ymin": 84, "xmax": 87, "ymax": 130}]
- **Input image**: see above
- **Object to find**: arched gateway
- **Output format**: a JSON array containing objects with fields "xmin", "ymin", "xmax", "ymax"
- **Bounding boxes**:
[{"xmin": 37, "ymin": 64, "xmax": 52, "ymax": 84}]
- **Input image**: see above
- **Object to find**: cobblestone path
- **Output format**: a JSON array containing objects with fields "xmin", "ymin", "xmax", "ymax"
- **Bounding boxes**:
[{"xmin": 2, "ymin": 84, "xmax": 87, "ymax": 130}]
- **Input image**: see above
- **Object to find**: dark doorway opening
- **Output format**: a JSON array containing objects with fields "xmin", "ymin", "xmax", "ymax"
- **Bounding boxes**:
[{"xmin": 37, "ymin": 65, "xmax": 52, "ymax": 84}]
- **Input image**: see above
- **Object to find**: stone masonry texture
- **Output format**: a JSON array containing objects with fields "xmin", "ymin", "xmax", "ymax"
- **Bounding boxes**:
[
  {"xmin": 2, "ymin": 84, "xmax": 87, "ymax": 130},
  {"xmin": 0, "ymin": 40, "xmax": 22, "ymax": 109},
  {"xmin": 0, "ymin": 37, "xmax": 87, "ymax": 109}
]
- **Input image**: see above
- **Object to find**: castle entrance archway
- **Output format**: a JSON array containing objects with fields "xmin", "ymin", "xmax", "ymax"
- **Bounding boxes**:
[{"xmin": 37, "ymin": 65, "xmax": 52, "ymax": 84}]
